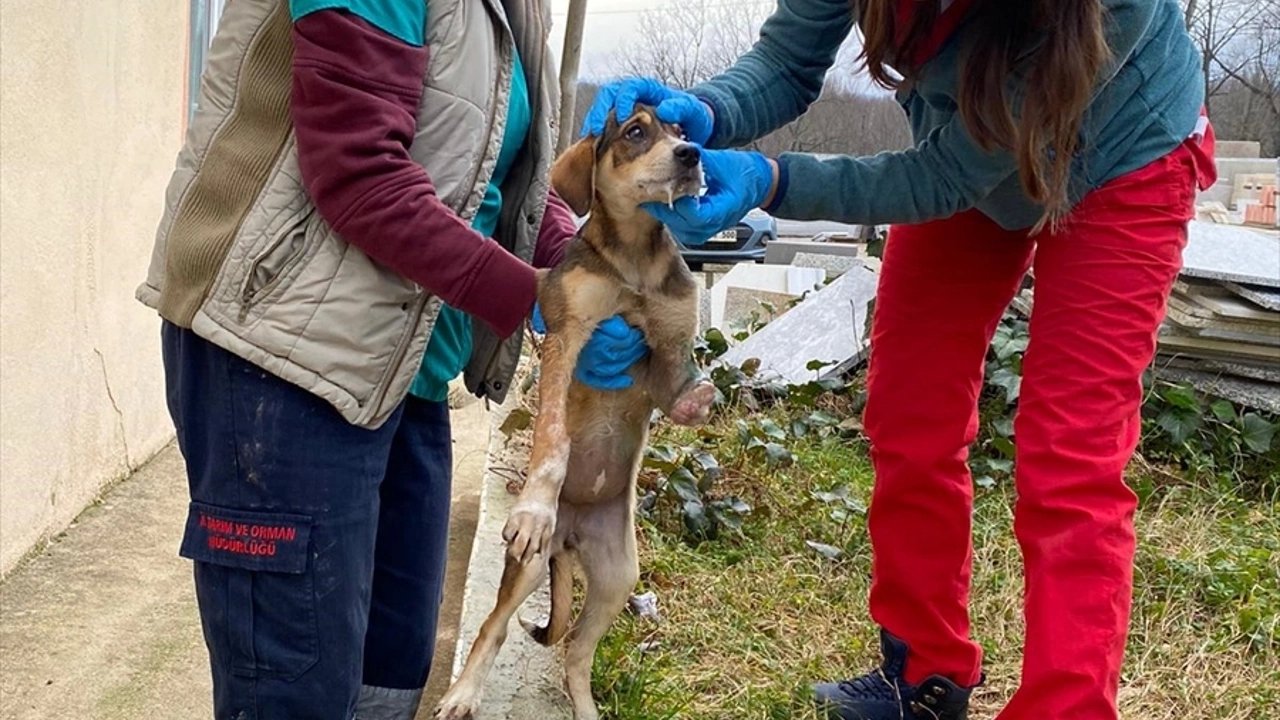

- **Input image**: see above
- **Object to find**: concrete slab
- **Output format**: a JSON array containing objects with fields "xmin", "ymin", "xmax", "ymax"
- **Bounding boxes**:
[
  {"xmin": 1198, "ymin": 182, "xmax": 1236, "ymax": 208},
  {"xmin": 1216, "ymin": 158, "xmax": 1279, "ymax": 178},
  {"xmin": 1215, "ymin": 141, "xmax": 1261, "ymax": 159},
  {"xmin": 1010, "ymin": 289, "xmax": 1034, "ymax": 318},
  {"xmin": 1162, "ymin": 357, "xmax": 1280, "ymax": 384},
  {"xmin": 1176, "ymin": 280, "xmax": 1280, "ymax": 323},
  {"xmin": 793, "ymin": 252, "xmax": 862, "ymax": 278},
  {"xmin": 764, "ymin": 238, "xmax": 863, "ymax": 265},
  {"xmin": 1165, "ymin": 296, "xmax": 1280, "ymax": 345},
  {"xmin": 1181, "ymin": 221, "xmax": 1280, "ymax": 288},
  {"xmin": 1224, "ymin": 281, "xmax": 1280, "ymax": 312},
  {"xmin": 720, "ymin": 261, "xmax": 879, "ymax": 384},
  {"xmin": 697, "ymin": 285, "xmax": 713, "ymax": 335},
  {"xmin": 722, "ymin": 287, "xmax": 797, "ymax": 329},
  {"xmin": 1158, "ymin": 329, "xmax": 1280, "ymax": 365},
  {"xmin": 1196, "ymin": 201, "xmax": 1234, "ymax": 224},
  {"xmin": 1166, "ymin": 293, "xmax": 1216, "ymax": 324},
  {"xmin": 708, "ymin": 264, "xmax": 825, "ymax": 331},
  {"xmin": 1155, "ymin": 367, "xmax": 1280, "ymax": 414},
  {"xmin": 1193, "ymin": 326, "xmax": 1280, "ymax": 347}
]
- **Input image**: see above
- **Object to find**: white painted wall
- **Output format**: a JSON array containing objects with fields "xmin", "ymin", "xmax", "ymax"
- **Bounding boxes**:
[{"xmin": 0, "ymin": 0, "xmax": 188, "ymax": 575}]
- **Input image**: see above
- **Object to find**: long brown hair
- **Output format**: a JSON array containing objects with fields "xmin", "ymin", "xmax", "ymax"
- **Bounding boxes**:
[{"xmin": 860, "ymin": 0, "xmax": 1111, "ymax": 229}]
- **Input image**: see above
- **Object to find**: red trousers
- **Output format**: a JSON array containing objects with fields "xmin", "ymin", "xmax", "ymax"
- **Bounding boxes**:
[{"xmin": 864, "ymin": 133, "xmax": 1214, "ymax": 719}]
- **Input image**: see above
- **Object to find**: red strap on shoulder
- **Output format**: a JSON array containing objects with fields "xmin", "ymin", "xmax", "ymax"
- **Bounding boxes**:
[{"xmin": 896, "ymin": 0, "xmax": 978, "ymax": 66}]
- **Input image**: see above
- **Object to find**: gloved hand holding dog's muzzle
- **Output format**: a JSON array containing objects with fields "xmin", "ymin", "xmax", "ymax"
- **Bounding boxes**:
[
  {"xmin": 531, "ymin": 305, "xmax": 649, "ymax": 391},
  {"xmin": 644, "ymin": 147, "xmax": 778, "ymax": 247},
  {"xmin": 582, "ymin": 78, "xmax": 714, "ymax": 146}
]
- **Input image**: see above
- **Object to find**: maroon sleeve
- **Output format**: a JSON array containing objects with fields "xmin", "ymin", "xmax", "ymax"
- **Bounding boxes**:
[
  {"xmin": 532, "ymin": 190, "xmax": 577, "ymax": 269},
  {"xmin": 291, "ymin": 10, "xmax": 536, "ymax": 338}
]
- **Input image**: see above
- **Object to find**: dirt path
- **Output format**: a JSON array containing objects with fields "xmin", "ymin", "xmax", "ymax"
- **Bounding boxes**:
[
  {"xmin": 0, "ymin": 448, "xmax": 212, "ymax": 720},
  {"xmin": 0, "ymin": 399, "xmax": 491, "ymax": 720}
]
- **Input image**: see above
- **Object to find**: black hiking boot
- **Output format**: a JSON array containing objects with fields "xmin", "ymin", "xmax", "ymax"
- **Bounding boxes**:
[{"xmin": 813, "ymin": 630, "xmax": 977, "ymax": 720}]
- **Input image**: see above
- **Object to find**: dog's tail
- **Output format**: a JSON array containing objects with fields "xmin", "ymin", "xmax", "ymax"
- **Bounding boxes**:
[{"xmin": 520, "ymin": 556, "xmax": 573, "ymax": 646}]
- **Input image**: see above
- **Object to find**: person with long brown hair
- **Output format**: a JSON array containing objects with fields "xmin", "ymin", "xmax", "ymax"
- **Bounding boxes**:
[{"xmin": 583, "ymin": 0, "xmax": 1214, "ymax": 717}]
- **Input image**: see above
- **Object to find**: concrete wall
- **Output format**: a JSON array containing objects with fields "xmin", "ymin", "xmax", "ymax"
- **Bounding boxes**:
[{"xmin": 1, "ymin": 1, "xmax": 187, "ymax": 575}]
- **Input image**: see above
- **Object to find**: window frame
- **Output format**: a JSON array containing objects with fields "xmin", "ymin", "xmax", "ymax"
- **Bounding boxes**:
[{"xmin": 187, "ymin": 0, "xmax": 228, "ymax": 122}]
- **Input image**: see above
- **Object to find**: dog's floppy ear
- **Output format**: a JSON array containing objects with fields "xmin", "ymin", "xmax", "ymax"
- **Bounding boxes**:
[{"xmin": 551, "ymin": 137, "xmax": 596, "ymax": 216}]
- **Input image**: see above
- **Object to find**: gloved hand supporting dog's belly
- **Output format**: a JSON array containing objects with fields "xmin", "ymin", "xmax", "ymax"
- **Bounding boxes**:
[{"xmin": 532, "ymin": 304, "xmax": 649, "ymax": 391}]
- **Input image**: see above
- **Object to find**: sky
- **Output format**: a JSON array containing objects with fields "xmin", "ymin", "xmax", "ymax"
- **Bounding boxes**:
[{"xmin": 548, "ymin": 0, "xmax": 663, "ymax": 78}]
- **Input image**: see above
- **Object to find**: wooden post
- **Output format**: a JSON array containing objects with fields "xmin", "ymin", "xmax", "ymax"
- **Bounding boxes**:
[{"xmin": 556, "ymin": 0, "xmax": 589, "ymax": 154}]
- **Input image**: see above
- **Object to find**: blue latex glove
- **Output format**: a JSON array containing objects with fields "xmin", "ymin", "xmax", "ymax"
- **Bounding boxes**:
[
  {"xmin": 582, "ymin": 78, "xmax": 714, "ymax": 145},
  {"xmin": 531, "ymin": 304, "xmax": 649, "ymax": 391},
  {"xmin": 645, "ymin": 147, "xmax": 776, "ymax": 247}
]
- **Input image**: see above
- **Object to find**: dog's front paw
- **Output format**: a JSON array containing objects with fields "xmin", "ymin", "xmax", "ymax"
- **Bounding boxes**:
[
  {"xmin": 669, "ymin": 381, "xmax": 716, "ymax": 426},
  {"xmin": 435, "ymin": 688, "xmax": 479, "ymax": 720},
  {"xmin": 503, "ymin": 500, "xmax": 557, "ymax": 564}
]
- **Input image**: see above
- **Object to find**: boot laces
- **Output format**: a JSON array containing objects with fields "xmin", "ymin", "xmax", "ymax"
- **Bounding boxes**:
[
  {"xmin": 835, "ymin": 668, "xmax": 946, "ymax": 720},
  {"xmin": 910, "ymin": 700, "xmax": 943, "ymax": 720},
  {"xmin": 836, "ymin": 667, "xmax": 902, "ymax": 704}
]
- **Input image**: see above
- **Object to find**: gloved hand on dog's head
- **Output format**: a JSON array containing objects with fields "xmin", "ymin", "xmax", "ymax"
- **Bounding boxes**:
[
  {"xmin": 531, "ymin": 305, "xmax": 649, "ymax": 391},
  {"xmin": 644, "ymin": 147, "xmax": 778, "ymax": 247},
  {"xmin": 582, "ymin": 78, "xmax": 714, "ymax": 146}
]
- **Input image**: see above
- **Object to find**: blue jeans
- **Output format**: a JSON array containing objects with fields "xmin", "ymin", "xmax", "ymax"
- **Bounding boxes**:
[{"xmin": 163, "ymin": 323, "xmax": 452, "ymax": 720}]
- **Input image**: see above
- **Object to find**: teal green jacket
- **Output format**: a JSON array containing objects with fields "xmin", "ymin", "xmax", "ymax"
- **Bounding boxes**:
[{"xmin": 693, "ymin": 0, "xmax": 1204, "ymax": 230}]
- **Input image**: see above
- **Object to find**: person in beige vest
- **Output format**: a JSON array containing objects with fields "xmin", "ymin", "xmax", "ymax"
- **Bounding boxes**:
[{"xmin": 139, "ymin": 1, "xmax": 647, "ymax": 717}]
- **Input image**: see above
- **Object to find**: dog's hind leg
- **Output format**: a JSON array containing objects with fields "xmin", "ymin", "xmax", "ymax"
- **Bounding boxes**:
[
  {"xmin": 435, "ymin": 556, "xmax": 548, "ymax": 720},
  {"xmin": 562, "ymin": 494, "xmax": 640, "ymax": 720}
]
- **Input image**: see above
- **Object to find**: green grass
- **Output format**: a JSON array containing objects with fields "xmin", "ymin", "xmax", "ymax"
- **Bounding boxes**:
[{"xmin": 588, "ymin": 408, "xmax": 1280, "ymax": 719}]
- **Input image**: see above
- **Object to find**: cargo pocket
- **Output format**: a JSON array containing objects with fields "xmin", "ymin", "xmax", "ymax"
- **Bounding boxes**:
[{"xmin": 180, "ymin": 502, "xmax": 319, "ymax": 681}]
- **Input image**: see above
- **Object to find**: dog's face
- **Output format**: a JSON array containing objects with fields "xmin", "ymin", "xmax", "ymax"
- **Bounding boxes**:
[{"xmin": 551, "ymin": 105, "xmax": 703, "ymax": 217}]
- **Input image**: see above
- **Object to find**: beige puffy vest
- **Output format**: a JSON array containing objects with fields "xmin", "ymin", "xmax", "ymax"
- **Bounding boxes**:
[{"xmin": 138, "ymin": 0, "xmax": 559, "ymax": 428}]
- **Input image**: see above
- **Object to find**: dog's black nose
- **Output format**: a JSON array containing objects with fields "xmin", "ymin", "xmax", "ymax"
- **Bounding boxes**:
[{"xmin": 673, "ymin": 143, "xmax": 701, "ymax": 168}]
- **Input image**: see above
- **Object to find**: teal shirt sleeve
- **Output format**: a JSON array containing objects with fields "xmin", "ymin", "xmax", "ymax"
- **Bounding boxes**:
[
  {"xmin": 691, "ymin": 0, "xmax": 853, "ymax": 149},
  {"xmin": 289, "ymin": 0, "xmax": 425, "ymax": 46},
  {"xmin": 771, "ymin": 118, "xmax": 1017, "ymax": 226}
]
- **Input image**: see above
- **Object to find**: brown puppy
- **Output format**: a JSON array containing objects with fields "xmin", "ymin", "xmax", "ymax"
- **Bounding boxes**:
[{"xmin": 435, "ymin": 107, "xmax": 715, "ymax": 720}]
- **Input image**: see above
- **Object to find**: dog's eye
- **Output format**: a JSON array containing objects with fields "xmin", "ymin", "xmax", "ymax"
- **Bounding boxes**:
[{"xmin": 625, "ymin": 125, "xmax": 645, "ymax": 141}]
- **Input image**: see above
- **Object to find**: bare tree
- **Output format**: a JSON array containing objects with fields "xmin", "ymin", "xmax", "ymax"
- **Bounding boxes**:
[
  {"xmin": 610, "ymin": 0, "xmax": 768, "ymax": 89},
  {"xmin": 749, "ymin": 92, "xmax": 911, "ymax": 156},
  {"xmin": 603, "ymin": 0, "xmax": 910, "ymax": 156},
  {"xmin": 1184, "ymin": 0, "xmax": 1280, "ymax": 154}
]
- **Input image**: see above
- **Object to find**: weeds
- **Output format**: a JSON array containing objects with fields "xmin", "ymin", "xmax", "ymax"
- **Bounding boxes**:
[
  {"xmin": 586, "ymin": 319, "xmax": 1279, "ymax": 719},
  {"xmin": 1140, "ymin": 379, "xmax": 1280, "ymax": 494},
  {"xmin": 970, "ymin": 313, "xmax": 1280, "ymax": 494}
]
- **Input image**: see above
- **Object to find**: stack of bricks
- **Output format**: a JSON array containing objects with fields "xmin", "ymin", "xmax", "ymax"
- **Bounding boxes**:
[{"xmin": 1243, "ymin": 185, "xmax": 1277, "ymax": 228}]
